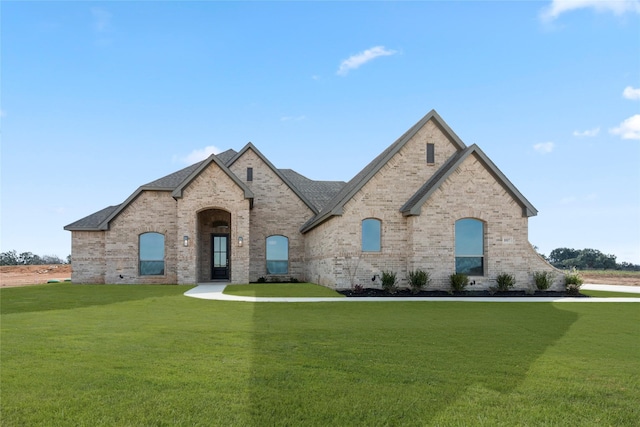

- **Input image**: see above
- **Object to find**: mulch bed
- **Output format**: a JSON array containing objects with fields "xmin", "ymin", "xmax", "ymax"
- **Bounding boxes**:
[{"xmin": 337, "ymin": 288, "xmax": 586, "ymax": 298}]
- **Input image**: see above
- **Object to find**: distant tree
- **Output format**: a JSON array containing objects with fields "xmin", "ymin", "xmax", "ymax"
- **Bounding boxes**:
[
  {"xmin": 0, "ymin": 250, "xmax": 66, "ymax": 265},
  {"xmin": 0, "ymin": 250, "xmax": 19, "ymax": 265},
  {"xmin": 66, "ymin": 255, "xmax": 72, "ymax": 265},
  {"xmin": 548, "ymin": 247, "xmax": 626, "ymax": 270}
]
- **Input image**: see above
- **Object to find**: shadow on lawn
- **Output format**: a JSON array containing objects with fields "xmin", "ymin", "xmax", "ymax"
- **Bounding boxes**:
[
  {"xmin": 247, "ymin": 302, "xmax": 578, "ymax": 425},
  {"xmin": 0, "ymin": 283, "xmax": 188, "ymax": 315}
]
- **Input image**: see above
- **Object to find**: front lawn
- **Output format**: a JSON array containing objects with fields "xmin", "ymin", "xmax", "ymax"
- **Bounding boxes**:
[
  {"xmin": 224, "ymin": 283, "xmax": 344, "ymax": 298},
  {"xmin": 1, "ymin": 283, "xmax": 638, "ymax": 426}
]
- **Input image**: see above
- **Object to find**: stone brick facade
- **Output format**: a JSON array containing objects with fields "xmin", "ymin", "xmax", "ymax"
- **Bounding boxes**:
[{"xmin": 66, "ymin": 110, "xmax": 560, "ymax": 290}]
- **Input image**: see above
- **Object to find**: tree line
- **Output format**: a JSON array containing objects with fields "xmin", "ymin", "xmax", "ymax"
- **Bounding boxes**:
[
  {"xmin": 0, "ymin": 250, "xmax": 70, "ymax": 266},
  {"xmin": 542, "ymin": 247, "xmax": 640, "ymax": 271}
]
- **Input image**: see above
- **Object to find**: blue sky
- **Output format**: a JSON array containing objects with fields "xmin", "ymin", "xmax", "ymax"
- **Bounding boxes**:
[{"xmin": 2, "ymin": 1, "xmax": 639, "ymax": 263}]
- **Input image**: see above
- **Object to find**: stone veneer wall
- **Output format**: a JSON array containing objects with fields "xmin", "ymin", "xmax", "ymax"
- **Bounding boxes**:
[
  {"xmin": 305, "ymin": 119, "xmax": 459, "ymax": 289},
  {"xmin": 229, "ymin": 149, "xmax": 314, "ymax": 282},
  {"xmin": 104, "ymin": 191, "xmax": 178, "ymax": 284},
  {"xmin": 70, "ymin": 231, "xmax": 106, "ymax": 283},
  {"xmin": 176, "ymin": 163, "xmax": 250, "ymax": 284}
]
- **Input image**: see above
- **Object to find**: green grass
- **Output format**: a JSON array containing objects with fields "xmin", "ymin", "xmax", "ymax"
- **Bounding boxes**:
[
  {"xmin": 2, "ymin": 283, "xmax": 639, "ymax": 426},
  {"xmin": 580, "ymin": 290, "xmax": 640, "ymax": 298},
  {"xmin": 224, "ymin": 283, "xmax": 344, "ymax": 298}
]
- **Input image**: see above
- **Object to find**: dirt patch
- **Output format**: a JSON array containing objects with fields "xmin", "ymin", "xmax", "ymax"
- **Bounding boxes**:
[
  {"xmin": 0, "ymin": 265, "xmax": 73, "ymax": 288},
  {"xmin": 580, "ymin": 273, "xmax": 640, "ymax": 286}
]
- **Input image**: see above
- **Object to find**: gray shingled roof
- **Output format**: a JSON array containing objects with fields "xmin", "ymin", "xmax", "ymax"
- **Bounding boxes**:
[
  {"xmin": 144, "ymin": 161, "xmax": 205, "ymax": 189},
  {"xmin": 300, "ymin": 109, "xmax": 467, "ymax": 233},
  {"xmin": 217, "ymin": 149, "xmax": 238, "ymax": 165},
  {"xmin": 279, "ymin": 169, "xmax": 346, "ymax": 212},
  {"xmin": 64, "ymin": 205, "xmax": 121, "ymax": 230},
  {"xmin": 400, "ymin": 144, "xmax": 538, "ymax": 217}
]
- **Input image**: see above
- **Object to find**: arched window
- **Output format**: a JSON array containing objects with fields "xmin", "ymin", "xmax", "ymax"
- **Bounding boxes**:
[
  {"xmin": 455, "ymin": 219, "xmax": 484, "ymax": 275},
  {"xmin": 362, "ymin": 218, "xmax": 381, "ymax": 252},
  {"xmin": 139, "ymin": 232, "xmax": 165, "ymax": 276},
  {"xmin": 266, "ymin": 235, "xmax": 289, "ymax": 274}
]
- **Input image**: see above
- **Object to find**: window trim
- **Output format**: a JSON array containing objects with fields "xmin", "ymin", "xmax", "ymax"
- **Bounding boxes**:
[
  {"xmin": 361, "ymin": 218, "xmax": 382, "ymax": 252},
  {"xmin": 266, "ymin": 235, "xmax": 289, "ymax": 274},
  {"xmin": 247, "ymin": 167, "xmax": 253, "ymax": 181},
  {"xmin": 139, "ymin": 232, "xmax": 165, "ymax": 276}
]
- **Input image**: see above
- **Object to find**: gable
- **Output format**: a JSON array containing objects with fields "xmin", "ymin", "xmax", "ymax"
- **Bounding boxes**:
[
  {"xmin": 300, "ymin": 109, "xmax": 467, "ymax": 233},
  {"xmin": 227, "ymin": 143, "xmax": 325, "ymax": 214},
  {"xmin": 401, "ymin": 145, "xmax": 537, "ymax": 217}
]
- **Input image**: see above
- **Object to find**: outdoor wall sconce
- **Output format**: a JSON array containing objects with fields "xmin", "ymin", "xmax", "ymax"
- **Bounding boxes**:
[
  {"xmin": 183, "ymin": 236, "xmax": 189, "ymax": 247},
  {"xmin": 238, "ymin": 236, "xmax": 243, "ymax": 247}
]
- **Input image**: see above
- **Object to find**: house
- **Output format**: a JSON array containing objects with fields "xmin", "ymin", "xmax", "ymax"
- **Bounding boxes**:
[{"xmin": 65, "ymin": 110, "xmax": 560, "ymax": 290}]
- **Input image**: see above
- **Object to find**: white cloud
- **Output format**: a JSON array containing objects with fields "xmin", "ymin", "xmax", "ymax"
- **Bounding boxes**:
[
  {"xmin": 177, "ymin": 145, "xmax": 221, "ymax": 164},
  {"xmin": 540, "ymin": 0, "xmax": 640, "ymax": 21},
  {"xmin": 623, "ymin": 86, "xmax": 640, "ymax": 100},
  {"xmin": 280, "ymin": 115, "xmax": 306, "ymax": 122},
  {"xmin": 337, "ymin": 46, "xmax": 397, "ymax": 76},
  {"xmin": 610, "ymin": 114, "xmax": 640, "ymax": 140},
  {"xmin": 572, "ymin": 127, "xmax": 600, "ymax": 137},
  {"xmin": 533, "ymin": 141, "xmax": 555, "ymax": 154},
  {"xmin": 91, "ymin": 8, "xmax": 112, "ymax": 32}
]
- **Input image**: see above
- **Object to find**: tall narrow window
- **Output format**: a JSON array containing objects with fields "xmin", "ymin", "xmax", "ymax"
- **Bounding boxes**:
[
  {"xmin": 362, "ymin": 218, "xmax": 381, "ymax": 252},
  {"xmin": 247, "ymin": 167, "xmax": 253, "ymax": 181},
  {"xmin": 139, "ymin": 232, "xmax": 165, "ymax": 275},
  {"xmin": 426, "ymin": 143, "xmax": 435, "ymax": 164},
  {"xmin": 266, "ymin": 235, "xmax": 288, "ymax": 274},
  {"xmin": 455, "ymin": 219, "xmax": 484, "ymax": 275}
]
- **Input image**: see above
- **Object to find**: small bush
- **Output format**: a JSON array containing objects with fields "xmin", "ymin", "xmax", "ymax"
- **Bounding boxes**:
[
  {"xmin": 381, "ymin": 271, "xmax": 398, "ymax": 294},
  {"xmin": 495, "ymin": 273, "xmax": 516, "ymax": 292},
  {"xmin": 257, "ymin": 276, "xmax": 267, "ymax": 283},
  {"xmin": 407, "ymin": 270, "xmax": 430, "ymax": 294},
  {"xmin": 449, "ymin": 273, "xmax": 469, "ymax": 292},
  {"xmin": 352, "ymin": 284, "xmax": 364, "ymax": 294},
  {"xmin": 564, "ymin": 268, "xmax": 584, "ymax": 295},
  {"xmin": 533, "ymin": 271, "xmax": 554, "ymax": 290},
  {"xmin": 289, "ymin": 277, "xmax": 299, "ymax": 283}
]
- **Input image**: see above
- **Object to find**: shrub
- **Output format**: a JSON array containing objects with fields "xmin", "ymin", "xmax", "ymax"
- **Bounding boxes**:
[
  {"xmin": 257, "ymin": 276, "xmax": 267, "ymax": 283},
  {"xmin": 533, "ymin": 271, "xmax": 554, "ymax": 290},
  {"xmin": 495, "ymin": 273, "xmax": 516, "ymax": 292},
  {"xmin": 564, "ymin": 268, "xmax": 584, "ymax": 295},
  {"xmin": 352, "ymin": 284, "xmax": 364, "ymax": 294},
  {"xmin": 407, "ymin": 270, "xmax": 430, "ymax": 294},
  {"xmin": 449, "ymin": 273, "xmax": 469, "ymax": 292},
  {"xmin": 289, "ymin": 277, "xmax": 299, "ymax": 283},
  {"xmin": 381, "ymin": 271, "xmax": 397, "ymax": 294}
]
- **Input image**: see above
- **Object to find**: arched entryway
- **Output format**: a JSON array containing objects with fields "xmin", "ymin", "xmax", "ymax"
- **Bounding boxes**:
[{"xmin": 197, "ymin": 209, "xmax": 232, "ymax": 282}]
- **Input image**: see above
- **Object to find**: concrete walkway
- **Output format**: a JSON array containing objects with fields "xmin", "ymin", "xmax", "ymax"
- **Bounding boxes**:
[{"xmin": 184, "ymin": 283, "xmax": 640, "ymax": 303}]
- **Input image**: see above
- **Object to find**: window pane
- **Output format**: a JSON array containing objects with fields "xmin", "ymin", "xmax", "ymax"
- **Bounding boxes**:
[
  {"xmin": 362, "ymin": 219, "xmax": 381, "ymax": 252},
  {"xmin": 139, "ymin": 233, "xmax": 165, "ymax": 276},
  {"xmin": 455, "ymin": 257, "xmax": 483, "ymax": 275},
  {"xmin": 455, "ymin": 219, "xmax": 483, "ymax": 256},
  {"xmin": 140, "ymin": 261, "xmax": 165, "ymax": 275},
  {"xmin": 266, "ymin": 236, "xmax": 288, "ymax": 274},
  {"xmin": 140, "ymin": 233, "xmax": 164, "ymax": 260}
]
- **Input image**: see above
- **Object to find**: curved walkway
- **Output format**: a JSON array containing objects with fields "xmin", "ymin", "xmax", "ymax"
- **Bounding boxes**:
[{"xmin": 184, "ymin": 283, "xmax": 640, "ymax": 303}]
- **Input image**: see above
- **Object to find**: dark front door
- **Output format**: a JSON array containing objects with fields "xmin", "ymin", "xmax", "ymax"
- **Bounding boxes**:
[{"xmin": 211, "ymin": 234, "xmax": 230, "ymax": 280}]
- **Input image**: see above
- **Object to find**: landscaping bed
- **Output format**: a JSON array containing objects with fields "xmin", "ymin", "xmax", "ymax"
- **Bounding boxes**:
[{"xmin": 337, "ymin": 288, "xmax": 587, "ymax": 297}]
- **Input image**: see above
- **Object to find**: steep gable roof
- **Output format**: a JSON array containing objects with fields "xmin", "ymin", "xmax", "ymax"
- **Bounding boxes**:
[
  {"xmin": 300, "ymin": 109, "xmax": 466, "ymax": 233},
  {"xmin": 400, "ymin": 144, "xmax": 538, "ymax": 217},
  {"xmin": 64, "ymin": 205, "xmax": 121, "ymax": 231},
  {"xmin": 65, "ymin": 152, "xmax": 254, "ymax": 231},
  {"xmin": 226, "ymin": 142, "xmax": 323, "ymax": 214}
]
